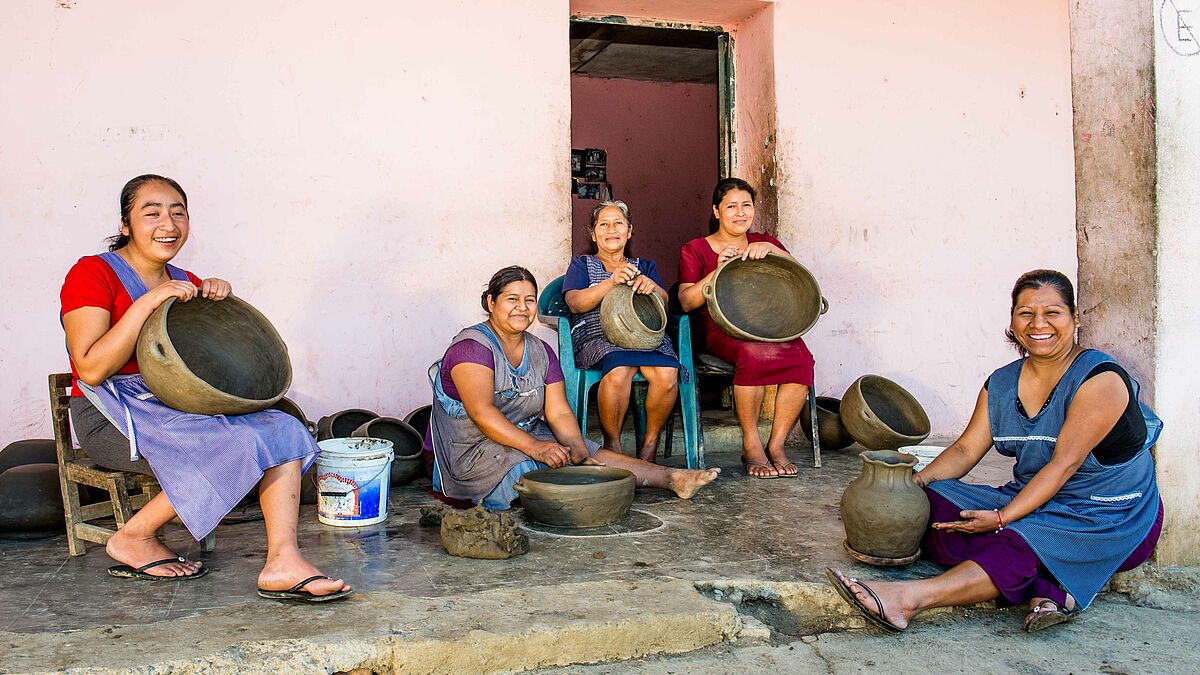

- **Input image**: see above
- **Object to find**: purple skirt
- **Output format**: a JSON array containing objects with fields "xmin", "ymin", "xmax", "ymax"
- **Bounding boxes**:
[{"xmin": 923, "ymin": 489, "xmax": 1163, "ymax": 606}]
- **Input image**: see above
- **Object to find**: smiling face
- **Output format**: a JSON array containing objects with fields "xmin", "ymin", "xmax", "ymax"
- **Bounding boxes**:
[
  {"xmin": 120, "ymin": 181, "xmax": 189, "ymax": 264},
  {"xmin": 713, "ymin": 188, "xmax": 755, "ymax": 236},
  {"xmin": 487, "ymin": 280, "xmax": 538, "ymax": 335},
  {"xmin": 1010, "ymin": 285, "xmax": 1078, "ymax": 358},
  {"xmin": 591, "ymin": 205, "xmax": 631, "ymax": 256}
]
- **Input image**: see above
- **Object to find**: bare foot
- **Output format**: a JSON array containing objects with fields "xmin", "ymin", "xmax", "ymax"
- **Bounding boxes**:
[
  {"xmin": 668, "ymin": 467, "xmax": 721, "ymax": 499},
  {"xmin": 831, "ymin": 569, "xmax": 913, "ymax": 630},
  {"xmin": 742, "ymin": 448, "xmax": 779, "ymax": 478},
  {"xmin": 257, "ymin": 549, "xmax": 350, "ymax": 597},
  {"xmin": 106, "ymin": 528, "xmax": 202, "ymax": 578}
]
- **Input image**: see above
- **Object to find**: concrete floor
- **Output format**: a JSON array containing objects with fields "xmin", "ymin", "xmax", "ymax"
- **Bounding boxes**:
[{"xmin": 0, "ymin": 416, "xmax": 1010, "ymax": 637}]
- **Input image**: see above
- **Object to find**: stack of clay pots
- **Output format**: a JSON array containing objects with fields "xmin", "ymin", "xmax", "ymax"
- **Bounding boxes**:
[{"xmin": 0, "ymin": 439, "xmax": 65, "ymax": 539}]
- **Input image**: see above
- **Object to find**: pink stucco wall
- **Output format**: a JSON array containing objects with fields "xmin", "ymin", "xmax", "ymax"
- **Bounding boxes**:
[{"xmin": 570, "ymin": 75, "xmax": 718, "ymax": 284}]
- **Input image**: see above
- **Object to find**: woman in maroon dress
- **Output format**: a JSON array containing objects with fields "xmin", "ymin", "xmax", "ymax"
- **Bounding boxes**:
[{"xmin": 677, "ymin": 178, "xmax": 815, "ymax": 478}]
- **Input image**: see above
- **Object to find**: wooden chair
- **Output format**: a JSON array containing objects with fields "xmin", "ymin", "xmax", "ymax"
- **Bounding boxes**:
[{"xmin": 49, "ymin": 373, "xmax": 215, "ymax": 555}]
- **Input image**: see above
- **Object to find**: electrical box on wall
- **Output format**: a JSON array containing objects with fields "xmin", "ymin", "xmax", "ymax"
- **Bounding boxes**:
[{"xmin": 571, "ymin": 148, "xmax": 611, "ymax": 200}]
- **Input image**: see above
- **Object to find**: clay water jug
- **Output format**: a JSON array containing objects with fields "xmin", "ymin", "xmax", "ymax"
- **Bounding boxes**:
[{"xmin": 840, "ymin": 450, "xmax": 929, "ymax": 565}]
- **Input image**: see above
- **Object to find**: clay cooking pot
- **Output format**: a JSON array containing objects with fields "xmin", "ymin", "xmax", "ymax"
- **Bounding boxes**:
[
  {"xmin": 600, "ymin": 283, "xmax": 667, "ymax": 350},
  {"xmin": 403, "ymin": 405, "xmax": 432, "ymax": 443},
  {"xmin": 0, "ymin": 464, "xmax": 65, "ymax": 539},
  {"xmin": 352, "ymin": 417, "xmax": 425, "ymax": 484},
  {"xmin": 702, "ymin": 253, "xmax": 828, "ymax": 342},
  {"xmin": 316, "ymin": 408, "xmax": 379, "ymax": 441},
  {"xmin": 514, "ymin": 466, "xmax": 635, "ymax": 528},
  {"xmin": 137, "ymin": 295, "xmax": 292, "ymax": 415},
  {"xmin": 799, "ymin": 396, "xmax": 856, "ymax": 450},
  {"xmin": 840, "ymin": 450, "xmax": 929, "ymax": 564},
  {"xmin": 271, "ymin": 397, "xmax": 318, "ymax": 438},
  {"xmin": 840, "ymin": 375, "xmax": 931, "ymax": 450}
]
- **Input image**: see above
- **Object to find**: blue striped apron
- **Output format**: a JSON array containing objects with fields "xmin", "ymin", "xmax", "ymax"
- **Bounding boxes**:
[
  {"xmin": 569, "ymin": 255, "xmax": 677, "ymax": 369},
  {"xmin": 929, "ymin": 349, "xmax": 1162, "ymax": 608},
  {"xmin": 74, "ymin": 252, "xmax": 317, "ymax": 539}
]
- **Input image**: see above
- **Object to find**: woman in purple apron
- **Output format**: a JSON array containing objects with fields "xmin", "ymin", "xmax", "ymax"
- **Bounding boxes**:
[
  {"xmin": 827, "ymin": 270, "xmax": 1163, "ymax": 633},
  {"xmin": 60, "ymin": 174, "xmax": 350, "ymax": 602}
]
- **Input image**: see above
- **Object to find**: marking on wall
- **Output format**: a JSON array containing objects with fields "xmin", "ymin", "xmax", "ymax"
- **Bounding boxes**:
[{"xmin": 1162, "ymin": 0, "xmax": 1200, "ymax": 56}]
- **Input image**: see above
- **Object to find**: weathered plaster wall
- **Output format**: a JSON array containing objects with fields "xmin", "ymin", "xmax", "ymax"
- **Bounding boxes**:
[
  {"xmin": 1069, "ymin": 0, "xmax": 1158, "ymax": 394},
  {"xmin": 570, "ymin": 76, "xmax": 718, "ymax": 283},
  {"xmin": 770, "ymin": 1, "xmax": 1077, "ymax": 434},
  {"xmin": 731, "ymin": 4, "xmax": 778, "ymax": 235},
  {"xmin": 1152, "ymin": 0, "xmax": 1200, "ymax": 565},
  {"xmin": 0, "ymin": 0, "xmax": 571, "ymax": 438}
]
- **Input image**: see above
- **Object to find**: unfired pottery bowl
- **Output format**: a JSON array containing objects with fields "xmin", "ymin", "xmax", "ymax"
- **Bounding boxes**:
[
  {"xmin": 514, "ymin": 466, "xmax": 635, "ymax": 528},
  {"xmin": 352, "ymin": 416, "xmax": 425, "ymax": 484},
  {"xmin": 316, "ymin": 408, "xmax": 380, "ymax": 441},
  {"xmin": 600, "ymin": 283, "xmax": 667, "ymax": 350},
  {"xmin": 840, "ymin": 375, "xmax": 931, "ymax": 450},
  {"xmin": 799, "ymin": 396, "xmax": 856, "ymax": 450},
  {"xmin": 702, "ymin": 253, "xmax": 828, "ymax": 342}
]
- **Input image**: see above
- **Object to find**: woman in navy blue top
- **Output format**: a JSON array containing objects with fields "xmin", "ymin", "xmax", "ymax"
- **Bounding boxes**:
[{"xmin": 562, "ymin": 200, "xmax": 679, "ymax": 463}]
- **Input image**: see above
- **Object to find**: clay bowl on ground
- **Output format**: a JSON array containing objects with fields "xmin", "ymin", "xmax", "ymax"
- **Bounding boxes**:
[
  {"xmin": 352, "ymin": 417, "xmax": 425, "ymax": 484},
  {"xmin": 799, "ymin": 396, "xmax": 856, "ymax": 450},
  {"xmin": 701, "ymin": 253, "xmax": 828, "ymax": 342},
  {"xmin": 840, "ymin": 375, "xmax": 931, "ymax": 450},
  {"xmin": 316, "ymin": 408, "xmax": 379, "ymax": 441},
  {"xmin": 403, "ymin": 405, "xmax": 432, "ymax": 443},
  {"xmin": 0, "ymin": 464, "xmax": 65, "ymax": 539},
  {"xmin": 514, "ymin": 466, "xmax": 635, "ymax": 528},
  {"xmin": 271, "ymin": 397, "xmax": 317, "ymax": 438},
  {"xmin": 600, "ymin": 283, "xmax": 667, "ymax": 350},
  {"xmin": 137, "ymin": 295, "xmax": 292, "ymax": 415}
]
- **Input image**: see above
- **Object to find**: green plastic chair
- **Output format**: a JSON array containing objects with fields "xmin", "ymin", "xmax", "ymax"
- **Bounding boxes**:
[{"xmin": 537, "ymin": 276, "xmax": 704, "ymax": 469}]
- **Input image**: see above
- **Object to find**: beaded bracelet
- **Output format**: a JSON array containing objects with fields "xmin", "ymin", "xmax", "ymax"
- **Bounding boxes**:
[{"xmin": 994, "ymin": 509, "xmax": 1006, "ymax": 532}]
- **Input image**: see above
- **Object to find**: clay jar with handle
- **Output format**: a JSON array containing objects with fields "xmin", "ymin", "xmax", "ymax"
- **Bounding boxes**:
[
  {"xmin": 840, "ymin": 450, "xmax": 930, "ymax": 565},
  {"xmin": 600, "ymin": 283, "xmax": 667, "ymax": 350}
]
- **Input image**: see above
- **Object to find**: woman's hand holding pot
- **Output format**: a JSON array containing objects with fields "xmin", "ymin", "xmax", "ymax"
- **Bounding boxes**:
[{"xmin": 526, "ymin": 440, "xmax": 571, "ymax": 468}]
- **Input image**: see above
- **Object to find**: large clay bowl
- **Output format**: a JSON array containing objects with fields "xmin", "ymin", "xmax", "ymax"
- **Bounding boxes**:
[
  {"xmin": 702, "ymin": 253, "xmax": 828, "ymax": 342},
  {"xmin": 403, "ymin": 405, "xmax": 432, "ymax": 443},
  {"xmin": 0, "ymin": 439, "xmax": 57, "ymax": 475},
  {"xmin": 271, "ymin": 397, "xmax": 318, "ymax": 438},
  {"xmin": 0, "ymin": 464, "xmax": 65, "ymax": 539},
  {"xmin": 137, "ymin": 295, "xmax": 292, "ymax": 415},
  {"xmin": 316, "ymin": 408, "xmax": 379, "ymax": 441},
  {"xmin": 799, "ymin": 396, "xmax": 856, "ymax": 450},
  {"xmin": 514, "ymin": 466, "xmax": 635, "ymax": 528},
  {"xmin": 841, "ymin": 375, "xmax": 931, "ymax": 450},
  {"xmin": 352, "ymin": 417, "xmax": 425, "ymax": 484},
  {"xmin": 600, "ymin": 283, "xmax": 667, "ymax": 350}
]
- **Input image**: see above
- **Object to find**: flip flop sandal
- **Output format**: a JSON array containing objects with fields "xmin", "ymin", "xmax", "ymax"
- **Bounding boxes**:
[
  {"xmin": 108, "ymin": 556, "xmax": 209, "ymax": 581},
  {"xmin": 1023, "ymin": 598, "xmax": 1080, "ymax": 632},
  {"xmin": 771, "ymin": 461, "xmax": 799, "ymax": 478},
  {"xmin": 741, "ymin": 457, "xmax": 779, "ymax": 479},
  {"xmin": 258, "ymin": 575, "xmax": 354, "ymax": 603},
  {"xmin": 825, "ymin": 568, "xmax": 903, "ymax": 634}
]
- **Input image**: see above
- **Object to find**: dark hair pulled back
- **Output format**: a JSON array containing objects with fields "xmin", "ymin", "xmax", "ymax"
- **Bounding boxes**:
[
  {"xmin": 709, "ymin": 177, "xmax": 757, "ymax": 233},
  {"xmin": 1004, "ymin": 269, "xmax": 1077, "ymax": 355},
  {"xmin": 107, "ymin": 174, "xmax": 189, "ymax": 251},
  {"xmin": 481, "ymin": 265, "xmax": 539, "ymax": 313}
]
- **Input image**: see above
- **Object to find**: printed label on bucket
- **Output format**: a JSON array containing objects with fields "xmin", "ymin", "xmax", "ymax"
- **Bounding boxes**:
[{"xmin": 318, "ymin": 472, "xmax": 370, "ymax": 519}]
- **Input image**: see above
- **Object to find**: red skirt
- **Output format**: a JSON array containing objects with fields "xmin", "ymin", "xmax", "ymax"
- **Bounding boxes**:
[{"xmin": 703, "ymin": 317, "xmax": 815, "ymax": 387}]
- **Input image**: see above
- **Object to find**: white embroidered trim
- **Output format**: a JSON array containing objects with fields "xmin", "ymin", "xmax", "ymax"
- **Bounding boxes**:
[
  {"xmin": 993, "ymin": 435, "xmax": 1058, "ymax": 443},
  {"xmin": 1090, "ymin": 492, "xmax": 1143, "ymax": 503}
]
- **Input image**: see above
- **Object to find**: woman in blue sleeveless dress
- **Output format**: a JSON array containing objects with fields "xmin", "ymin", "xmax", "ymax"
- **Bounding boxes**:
[
  {"xmin": 428, "ymin": 266, "xmax": 719, "ymax": 508},
  {"xmin": 827, "ymin": 270, "xmax": 1163, "ymax": 633},
  {"xmin": 562, "ymin": 200, "xmax": 679, "ymax": 463},
  {"xmin": 60, "ymin": 174, "xmax": 350, "ymax": 601}
]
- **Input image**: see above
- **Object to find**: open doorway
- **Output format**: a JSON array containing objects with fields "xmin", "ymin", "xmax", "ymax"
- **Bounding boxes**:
[{"xmin": 569, "ymin": 21, "xmax": 732, "ymax": 285}]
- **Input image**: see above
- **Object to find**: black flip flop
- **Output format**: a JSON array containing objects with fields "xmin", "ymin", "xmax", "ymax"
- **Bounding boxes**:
[
  {"xmin": 825, "ymin": 567, "xmax": 903, "ymax": 634},
  {"xmin": 257, "ymin": 575, "xmax": 354, "ymax": 603},
  {"xmin": 108, "ymin": 556, "xmax": 208, "ymax": 581}
]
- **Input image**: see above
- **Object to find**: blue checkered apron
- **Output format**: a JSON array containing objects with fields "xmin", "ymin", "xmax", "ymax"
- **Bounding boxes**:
[
  {"xmin": 929, "ymin": 349, "xmax": 1162, "ymax": 608},
  {"xmin": 75, "ymin": 253, "xmax": 317, "ymax": 539}
]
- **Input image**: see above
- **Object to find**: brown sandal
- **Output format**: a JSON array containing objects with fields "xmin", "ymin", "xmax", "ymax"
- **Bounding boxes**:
[
  {"xmin": 741, "ymin": 457, "xmax": 779, "ymax": 479},
  {"xmin": 1023, "ymin": 598, "xmax": 1080, "ymax": 632}
]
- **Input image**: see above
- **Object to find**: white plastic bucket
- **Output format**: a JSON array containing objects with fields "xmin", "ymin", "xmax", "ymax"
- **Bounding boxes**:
[
  {"xmin": 900, "ymin": 445, "xmax": 946, "ymax": 472},
  {"xmin": 315, "ymin": 437, "xmax": 394, "ymax": 527}
]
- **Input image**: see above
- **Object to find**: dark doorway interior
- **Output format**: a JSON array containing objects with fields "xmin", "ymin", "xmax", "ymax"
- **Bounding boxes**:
[{"xmin": 569, "ymin": 22, "xmax": 721, "ymax": 285}]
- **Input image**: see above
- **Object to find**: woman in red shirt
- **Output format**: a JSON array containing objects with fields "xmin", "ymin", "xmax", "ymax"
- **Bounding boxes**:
[
  {"xmin": 61, "ymin": 174, "xmax": 349, "ymax": 601},
  {"xmin": 677, "ymin": 178, "xmax": 816, "ymax": 479}
]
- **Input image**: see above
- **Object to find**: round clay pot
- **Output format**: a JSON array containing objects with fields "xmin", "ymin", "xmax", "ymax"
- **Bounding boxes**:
[
  {"xmin": 137, "ymin": 295, "xmax": 292, "ymax": 415},
  {"xmin": 840, "ymin": 450, "xmax": 929, "ymax": 563},
  {"xmin": 271, "ymin": 397, "xmax": 317, "ymax": 438},
  {"xmin": 514, "ymin": 466, "xmax": 635, "ymax": 528},
  {"xmin": 403, "ymin": 405, "xmax": 432, "ymax": 444},
  {"xmin": 702, "ymin": 253, "xmax": 828, "ymax": 342},
  {"xmin": 840, "ymin": 375, "xmax": 931, "ymax": 450},
  {"xmin": 600, "ymin": 283, "xmax": 667, "ymax": 350},
  {"xmin": 0, "ymin": 464, "xmax": 65, "ymax": 538},
  {"xmin": 799, "ymin": 397, "xmax": 855, "ymax": 450},
  {"xmin": 0, "ymin": 439, "xmax": 57, "ymax": 475},
  {"xmin": 316, "ymin": 408, "xmax": 379, "ymax": 441},
  {"xmin": 352, "ymin": 417, "xmax": 425, "ymax": 484}
]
